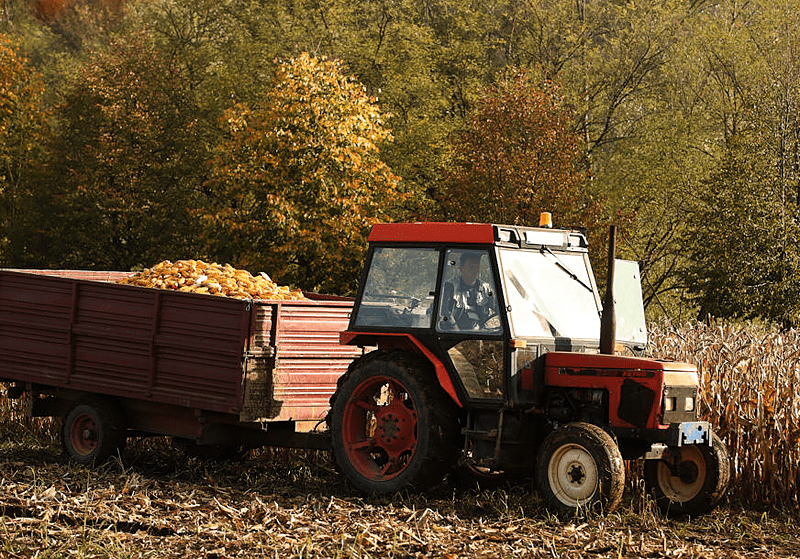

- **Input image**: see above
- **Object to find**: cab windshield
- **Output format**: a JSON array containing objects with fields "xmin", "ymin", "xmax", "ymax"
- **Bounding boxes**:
[{"xmin": 498, "ymin": 247, "xmax": 601, "ymax": 339}]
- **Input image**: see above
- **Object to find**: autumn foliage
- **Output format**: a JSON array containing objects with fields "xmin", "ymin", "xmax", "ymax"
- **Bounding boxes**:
[
  {"xmin": 0, "ymin": 35, "xmax": 47, "ymax": 264},
  {"xmin": 202, "ymin": 53, "xmax": 404, "ymax": 295},
  {"xmin": 437, "ymin": 70, "xmax": 602, "ymax": 232},
  {"xmin": 0, "ymin": 36, "xmax": 44, "ymax": 196}
]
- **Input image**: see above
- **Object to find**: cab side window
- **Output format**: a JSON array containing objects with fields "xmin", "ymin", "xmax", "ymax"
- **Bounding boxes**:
[{"xmin": 436, "ymin": 249, "xmax": 501, "ymax": 334}]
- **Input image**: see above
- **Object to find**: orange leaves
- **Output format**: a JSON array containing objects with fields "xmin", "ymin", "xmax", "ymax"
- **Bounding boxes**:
[
  {"xmin": 0, "ymin": 33, "xmax": 47, "ymax": 205},
  {"xmin": 0, "ymin": 36, "xmax": 46, "ymax": 136},
  {"xmin": 437, "ymin": 68, "xmax": 602, "ymax": 233}
]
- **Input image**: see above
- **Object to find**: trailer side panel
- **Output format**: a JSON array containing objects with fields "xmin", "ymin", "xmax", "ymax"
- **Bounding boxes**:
[{"xmin": 0, "ymin": 270, "xmax": 251, "ymax": 414}]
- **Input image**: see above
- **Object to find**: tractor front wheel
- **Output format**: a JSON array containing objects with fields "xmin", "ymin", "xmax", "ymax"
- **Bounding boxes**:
[
  {"xmin": 328, "ymin": 355, "xmax": 460, "ymax": 494},
  {"xmin": 535, "ymin": 422, "xmax": 625, "ymax": 515},
  {"xmin": 644, "ymin": 432, "xmax": 730, "ymax": 516}
]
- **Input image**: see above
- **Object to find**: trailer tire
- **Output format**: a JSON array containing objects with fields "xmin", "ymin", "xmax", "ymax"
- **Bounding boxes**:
[
  {"xmin": 535, "ymin": 422, "xmax": 625, "ymax": 515},
  {"xmin": 61, "ymin": 399, "xmax": 126, "ymax": 465},
  {"xmin": 328, "ymin": 353, "xmax": 460, "ymax": 495},
  {"xmin": 644, "ymin": 432, "xmax": 730, "ymax": 516}
]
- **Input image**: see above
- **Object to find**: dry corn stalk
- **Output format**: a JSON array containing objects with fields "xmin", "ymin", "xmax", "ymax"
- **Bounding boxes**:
[
  {"xmin": 647, "ymin": 320, "xmax": 800, "ymax": 507},
  {"xmin": 117, "ymin": 259, "xmax": 304, "ymax": 300}
]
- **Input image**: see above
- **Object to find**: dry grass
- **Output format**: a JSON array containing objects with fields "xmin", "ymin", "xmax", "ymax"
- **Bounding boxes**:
[
  {"xmin": 2, "ymin": 321, "xmax": 800, "ymax": 557},
  {"xmin": 0, "ymin": 438, "xmax": 797, "ymax": 558}
]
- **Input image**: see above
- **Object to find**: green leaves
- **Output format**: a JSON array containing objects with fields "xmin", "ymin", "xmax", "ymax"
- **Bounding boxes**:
[
  {"xmin": 43, "ymin": 31, "xmax": 206, "ymax": 270},
  {"xmin": 686, "ymin": 142, "xmax": 800, "ymax": 326}
]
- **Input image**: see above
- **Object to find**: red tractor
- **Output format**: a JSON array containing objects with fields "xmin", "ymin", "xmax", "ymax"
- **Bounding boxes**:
[{"xmin": 327, "ymin": 220, "xmax": 729, "ymax": 515}]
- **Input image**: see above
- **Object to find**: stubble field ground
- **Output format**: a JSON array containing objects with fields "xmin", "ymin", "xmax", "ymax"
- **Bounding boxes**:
[
  {"xmin": 0, "ymin": 424, "xmax": 797, "ymax": 559},
  {"xmin": 4, "ymin": 319, "xmax": 800, "ymax": 558}
]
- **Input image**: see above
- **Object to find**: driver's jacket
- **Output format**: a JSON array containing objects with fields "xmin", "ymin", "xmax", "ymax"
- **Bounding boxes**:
[{"xmin": 441, "ymin": 278, "xmax": 496, "ymax": 331}]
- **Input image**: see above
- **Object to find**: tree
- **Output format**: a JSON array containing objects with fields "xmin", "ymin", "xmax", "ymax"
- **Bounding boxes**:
[
  {"xmin": 39, "ymin": 30, "xmax": 207, "ymax": 270},
  {"xmin": 558, "ymin": 0, "xmax": 762, "ymax": 319},
  {"xmin": 202, "ymin": 53, "xmax": 404, "ymax": 295},
  {"xmin": 686, "ymin": 141, "xmax": 800, "ymax": 326},
  {"xmin": 684, "ymin": 2, "xmax": 800, "ymax": 326},
  {"xmin": 327, "ymin": 0, "xmax": 479, "ymax": 208},
  {"xmin": 0, "ymin": 34, "xmax": 47, "ymax": 266},
  {"xmin": 435, "ymin": 69, "xmax": 604, "ymax": 238}
]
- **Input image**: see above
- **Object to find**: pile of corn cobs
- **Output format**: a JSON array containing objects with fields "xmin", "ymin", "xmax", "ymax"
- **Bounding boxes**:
[{"xmin": 117, "ymin": 259, "xmax": 305, "ymax": 300}]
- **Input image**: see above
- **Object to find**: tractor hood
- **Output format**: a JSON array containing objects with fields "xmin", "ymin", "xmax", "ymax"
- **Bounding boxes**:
[{"xmin": 544, "ymin": 351, "xmax": 696, "ymax": 371}]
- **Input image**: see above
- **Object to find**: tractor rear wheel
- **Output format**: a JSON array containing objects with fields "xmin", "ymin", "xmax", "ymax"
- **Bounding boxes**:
[
  {"xmin": 535, "ymin": 422, "xmax": 625, "ymax": 515},
  {"xmin": 328, "ymin": 354, "xmax": 460, "ymax": 494},
  {"xmin": 644, "ymin": 432, "xmax": 730, "ymax": 516},
  {"xmin": 61, "ymin": 398, "xmax": 126, "ymax": 465}
]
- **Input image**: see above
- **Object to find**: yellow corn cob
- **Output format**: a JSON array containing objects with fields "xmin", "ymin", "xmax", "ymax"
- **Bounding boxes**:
[{"xmin": 117, "ymin": 260, "xmax": 305, "ymax": 301}]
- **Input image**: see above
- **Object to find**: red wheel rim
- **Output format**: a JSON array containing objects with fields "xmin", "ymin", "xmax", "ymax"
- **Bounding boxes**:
[
  {"xmin": 69, "ymin": 413, "xmax": 98, "ymax": 456},
  {"xmin": 341, "ymin": 375, "xmax": 418, "ymax": 481}
]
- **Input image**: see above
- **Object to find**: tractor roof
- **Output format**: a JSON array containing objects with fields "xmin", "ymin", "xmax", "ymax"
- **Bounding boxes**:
[
  {"xmin": 367, "ymin": 222, "xmax": 588, "ymax": 250},
  {"xmin": 368, "ymin": 222, "xmax": 494, "ymax": 244}
]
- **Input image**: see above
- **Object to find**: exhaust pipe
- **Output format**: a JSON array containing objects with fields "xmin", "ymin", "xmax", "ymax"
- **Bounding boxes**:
[{"xmin": 600, "ymin": 225, "xmax": 617, "ymax": 355}]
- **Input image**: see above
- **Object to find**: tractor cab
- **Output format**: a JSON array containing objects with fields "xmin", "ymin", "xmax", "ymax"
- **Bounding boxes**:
[{"xmin": 344, "ymin": 221, "xmax": 647, "ymax": 405}]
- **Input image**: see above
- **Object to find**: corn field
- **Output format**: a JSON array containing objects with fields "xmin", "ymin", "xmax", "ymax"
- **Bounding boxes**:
[{"xmin": 647, "ymin": 320, "xmax": 800, "ymax": 508}]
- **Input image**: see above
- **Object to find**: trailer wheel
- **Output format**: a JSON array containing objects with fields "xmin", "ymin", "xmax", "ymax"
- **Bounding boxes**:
[
  {"xmin": 328, "ymin": 355, "xmax": 460, "ymax": 494},
  {"xmin": 535, "ymin": 423, "xmax": 625, "ymax": 515},
  {"xmin": 61, "ymin": 399, "xmax": 126, "ymax": 465},
  {"xmin": 644, "ymin": 433, "xmax": 730, "ymax": 516}
]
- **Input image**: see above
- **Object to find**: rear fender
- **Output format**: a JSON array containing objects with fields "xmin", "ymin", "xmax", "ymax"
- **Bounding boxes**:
[{"xmin": 340, "ymin": 331, "xmax": 463, "ymax": 408}]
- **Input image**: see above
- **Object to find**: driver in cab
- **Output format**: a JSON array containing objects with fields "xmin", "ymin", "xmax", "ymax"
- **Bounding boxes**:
[{"xmin": 440, "ymin": 252, "xmax": 498, "ymax": 331}]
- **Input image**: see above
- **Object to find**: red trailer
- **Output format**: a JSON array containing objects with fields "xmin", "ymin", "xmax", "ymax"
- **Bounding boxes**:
[{"xmin": 0, "ymin": 269, "xmax": 358, "ymax": 463}]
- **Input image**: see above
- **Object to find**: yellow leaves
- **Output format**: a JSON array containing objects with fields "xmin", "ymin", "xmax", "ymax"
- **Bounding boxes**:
[
  {"xmin": 227, "ymin": 114, "xmax": 247, "ymax": 133},
  {"xmin": 117, "ymin": 259, "xmax": 305, "ymax": 301},
  {"xmin": 200, "ymin": 51, "xmax": 402, "ymax": 294}
]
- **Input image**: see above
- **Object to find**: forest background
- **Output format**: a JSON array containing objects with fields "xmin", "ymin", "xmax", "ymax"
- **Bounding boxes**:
[{"xmin": 0, "ymin": 0, "xmax": 798, "ymax": 326}]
